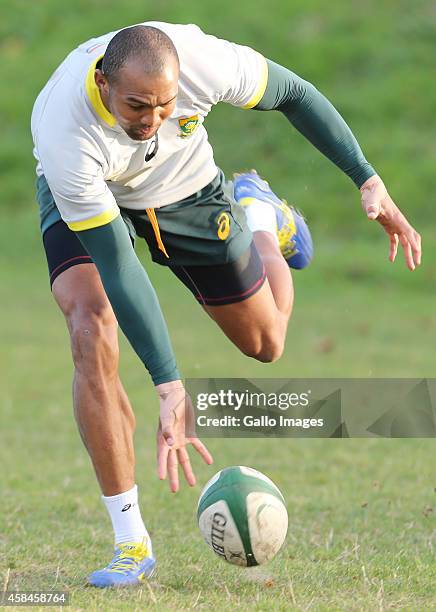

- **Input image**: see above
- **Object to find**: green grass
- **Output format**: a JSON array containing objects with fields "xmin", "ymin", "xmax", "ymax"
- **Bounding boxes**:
[
  {"xmin": 1, "ymin": 0, "xmax": 436, "ymax": 609},
  {"xmin": 1, "ymin": 212, "xmax": 435, "ymax": 610}
]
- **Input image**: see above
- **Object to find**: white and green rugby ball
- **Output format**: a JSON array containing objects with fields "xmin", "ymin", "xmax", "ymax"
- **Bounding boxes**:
[{"xmin": 197, "ymin": 466, "xmax": 288, "ymax": 567}]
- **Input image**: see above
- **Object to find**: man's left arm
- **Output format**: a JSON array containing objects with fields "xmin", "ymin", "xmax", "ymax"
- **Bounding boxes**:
[
  {"xmin": 189, "ymin": 28, "xmax": 420, "ymax": 269},
  {"xmin": 252, "ymin": 59, "xmax": 421, "ymax": 270}
]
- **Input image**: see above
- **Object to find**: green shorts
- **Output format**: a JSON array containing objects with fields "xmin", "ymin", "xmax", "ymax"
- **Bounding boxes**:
[
  {"xmin": 37, "ymin": 170, "xmax": 266, "ymax": 306},
  {"xmin": 36, "ymin": 170, "xmax": 252, "ymax": 267}
]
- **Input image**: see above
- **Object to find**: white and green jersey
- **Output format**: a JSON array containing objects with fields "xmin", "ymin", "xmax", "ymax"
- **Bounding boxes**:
[{"xmin": 31, "ymin": 22, "xmax": 267, "ymax": 231}]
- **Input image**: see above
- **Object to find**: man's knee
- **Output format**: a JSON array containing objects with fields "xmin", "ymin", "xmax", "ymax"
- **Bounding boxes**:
[
  {"xmin": 51, "ymin": 266, "xmax": 120, "ymax": 379},
  {"xmin": 241, "ymin": 330, "xmax": 285, "ymax": 363},
  {"xmin": 67, "ymin": 301, "xmax": 119, "ymax": 378}
]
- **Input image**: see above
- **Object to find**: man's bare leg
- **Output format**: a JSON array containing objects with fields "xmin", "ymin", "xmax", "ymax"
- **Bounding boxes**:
[
  {"xmin": 52, "ymin": 264, "xmax": 135, "ymax": 496},
  {"xmin": 51, "ymin": 262, "xmax": 152, "ymax": 586},
  {"xmin": 204, "ymin": 231, "xmax": 293, "ymax": 361}
]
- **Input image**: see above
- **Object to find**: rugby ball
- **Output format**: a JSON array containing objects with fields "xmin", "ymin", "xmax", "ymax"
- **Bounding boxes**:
[{"xmin": 197, "ymin": 466, "xmax": 288, "ymax": 566}]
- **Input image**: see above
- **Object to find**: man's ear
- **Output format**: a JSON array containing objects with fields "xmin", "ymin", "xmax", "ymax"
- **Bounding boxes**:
[{"xmin": 94, "ymin": 69, "xmax": 109, "ymax": 97}]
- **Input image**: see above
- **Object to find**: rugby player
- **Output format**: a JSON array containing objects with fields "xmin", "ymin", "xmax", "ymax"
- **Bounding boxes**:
[{"xmin": 31, "ymin": 22, "xmax": 421, "ymax": 587}]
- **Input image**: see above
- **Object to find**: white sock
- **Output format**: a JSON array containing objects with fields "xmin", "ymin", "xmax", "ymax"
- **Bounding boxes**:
[
  {"xmin": 242, "ymin": 198, "xmax": 278, "ymax": 241},
  {"xmin": 102, "ymin": 484, "xmax": 151, "ymax": 550}
]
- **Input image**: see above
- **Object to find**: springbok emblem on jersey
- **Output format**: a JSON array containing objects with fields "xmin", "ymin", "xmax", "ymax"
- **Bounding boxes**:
[{"xmin": 178, "ymin": 115, "xmax": 200, "ymax": 138}]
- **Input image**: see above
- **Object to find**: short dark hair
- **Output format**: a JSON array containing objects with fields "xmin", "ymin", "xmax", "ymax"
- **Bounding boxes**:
[{"xmin": 102, "ymin": 25, "xmax": 179, "ymax": 82}]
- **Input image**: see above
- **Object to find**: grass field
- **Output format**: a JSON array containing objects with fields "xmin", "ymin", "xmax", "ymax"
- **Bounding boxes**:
[
  {"xmin": 1, "ymin": 0, "xmax": 436, "ymax": 609},
  {"xmin": 1, "ymin": 213, "xmax": 435, "ymax": 610}
]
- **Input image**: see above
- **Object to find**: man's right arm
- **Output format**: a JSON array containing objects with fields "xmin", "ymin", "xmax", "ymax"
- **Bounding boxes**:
[
  {"xmin": 77, "ymin": 217, "xmax": 216, "ymax": 490},
  {"xmin": 75, "ymin": 214, "xmax": 180, "ymax": 385}
]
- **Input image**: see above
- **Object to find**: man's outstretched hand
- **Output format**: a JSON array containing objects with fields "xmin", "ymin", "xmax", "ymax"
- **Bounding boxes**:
[
  {"xmin": 155, "ymin": 380, "xmax": 213, "ymax": 493},
  {"xmin": 360, "ymin": 175, "xmax": 421, "ymax": 271}
]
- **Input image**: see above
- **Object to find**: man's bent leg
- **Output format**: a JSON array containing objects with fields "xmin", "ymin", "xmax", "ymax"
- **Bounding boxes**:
[
  {"xmin": 201, "ymin": 168, "xmax": 312, "ymax": 360},
  {"xmin": 203, "ymin": 233, "xmax": 293, "ymax": 362},
  {"xmin": 52, "ymin": 263, "xmax": 136, "ymax": 496}
]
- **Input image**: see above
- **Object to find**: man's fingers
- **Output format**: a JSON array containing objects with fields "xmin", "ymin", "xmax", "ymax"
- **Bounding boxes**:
[
  {"xmin": 399, "ymin": 234, "xmax": 415, "ymax": 271},
  {"xmin": 157, "ymin": 439, "xmax": 169, "ymax": 481},
  {"xmin": 362, "ymin": 182, "xmax": 421, "ymax": 269},
  {"xmin": 389, "ymin": 234, "xmax": 399, "ymax": 263},
  {"xmin": 160, "ymin": 413, "xmax": 175, "ymax": 447},
  {"xmin": 412, "ymin": 231, "xmax": 422, "ymax": 267},
  {"xmin": 360, "ymin": 179, "xmax": 385, "ymax": 220},
  {"xmin": 177, "ymin": 447, "xmax": 196, "ymax": 487},
  {"xmin": 362, "ymin": 196, "xmax": 380, "ymax": 220},
  {"xmin": 167, "ymin": 448, "xmax": 179, "ymax": 493},
  {"xmin": 399, "ymin": 227, "xmax": 421, "ymax": 269},
  {"xmin": 189, "ymin": 437, "xmax": 214, "ymax": 465},
  {"xmin": 366, "ymin": 206, "xmax": 380, "ymax": 221}
]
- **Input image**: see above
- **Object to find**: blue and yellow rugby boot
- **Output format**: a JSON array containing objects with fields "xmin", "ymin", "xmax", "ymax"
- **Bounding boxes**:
[
  {"xmin": 88, "ymin": 537, "xmax": 155, "ymax": 588},
  {"xmin": 233, "ymin": 170, "xmax": 313, "ymax": 269}
]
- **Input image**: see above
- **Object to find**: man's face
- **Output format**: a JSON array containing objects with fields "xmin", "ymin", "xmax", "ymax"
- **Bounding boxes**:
[{"xmin": 96, "ymin": 57, "xmax": 179, "ymax": 141}]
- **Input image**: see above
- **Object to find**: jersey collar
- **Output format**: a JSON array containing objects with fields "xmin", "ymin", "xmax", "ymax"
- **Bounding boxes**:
[{"xmin": 85, "ymin": 54, "xmax": 117, "ymax": 127}]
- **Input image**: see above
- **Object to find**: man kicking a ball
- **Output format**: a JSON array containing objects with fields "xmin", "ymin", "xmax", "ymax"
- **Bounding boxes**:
[{"xmin": 31, "ymin": 22, "xmax": 421, "ymax": 587}]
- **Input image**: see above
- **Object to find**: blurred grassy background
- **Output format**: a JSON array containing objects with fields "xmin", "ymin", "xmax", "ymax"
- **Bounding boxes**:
[
  {"xmin": 1, "ymin": 1, "xmax": 435, "ymax": 609},
  {"xmin": 2, "ymin": 0, "xmax": 436, "ymax": 229}
]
